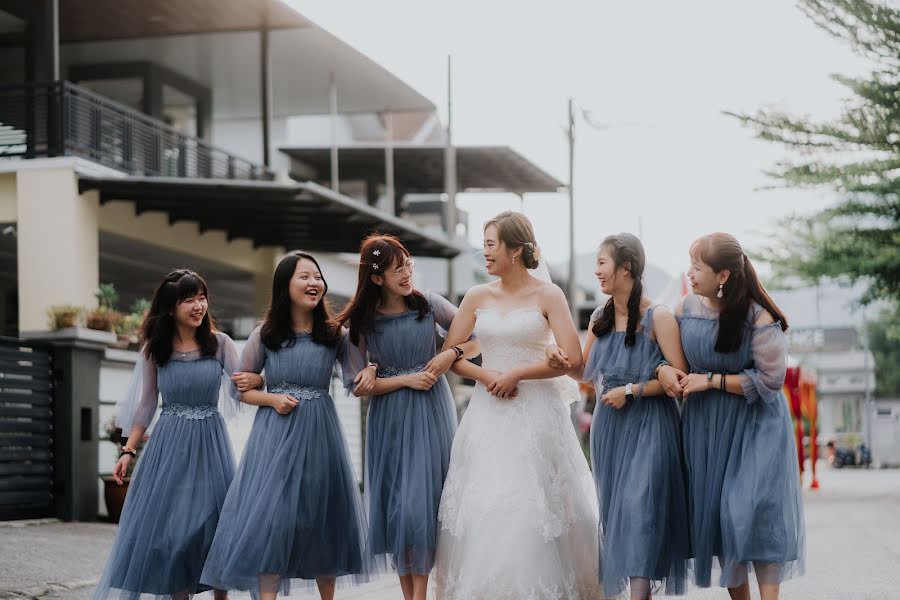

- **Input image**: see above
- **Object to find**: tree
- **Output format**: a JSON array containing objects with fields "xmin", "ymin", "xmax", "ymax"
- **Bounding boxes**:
[
  {"xmin": 728, "ymin": 0, "xmax": 900, "ymax": 305},
  {"xmin": 867, "ymin": 306, "xmax": 900, "ymax": 395}
]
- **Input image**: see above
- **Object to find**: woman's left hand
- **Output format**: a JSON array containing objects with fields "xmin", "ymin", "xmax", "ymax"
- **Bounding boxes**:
[
  {"xmin": 353, "ymin": 366, "xmax": 377, "ymax": 396},
  {"xmin": 487, "ymin": 371, "xmax": 520, "ymax": 399},
  {"xmin": 679, "ymin": 373, "xmax": 711, "ymax": 399},
  {"xmin": 232, "ymin": 371, "xmax": 263, "ymax": 392},
  {"xmin": 425, "ymin": 349, "xmax": 456, "ymax": 377},
  {"xmin": 600, "ymin": 386, "xmax": 627, "ymax": 409}
]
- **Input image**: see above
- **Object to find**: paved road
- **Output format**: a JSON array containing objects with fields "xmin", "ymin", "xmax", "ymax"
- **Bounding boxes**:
[{"xmin": 1, "ymin": 465, "xmax": 898, "ymax": 599}]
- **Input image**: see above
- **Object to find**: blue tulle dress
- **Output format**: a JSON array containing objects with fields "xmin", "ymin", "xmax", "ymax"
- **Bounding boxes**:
[
  {"xmin": 94, "ymin": 332, "xmax": 241, "ymax": 600},
  {"xmin": 678, "ymin": 294, "xmax": 805, "ymax": 588},
  {"xmin": 584, "ymin": 305, "xmax": 690, "ymax": 597},
  {"xmin": 346, "ymin": 291, "xmax": 462, "ymax": 575},
  {"xmin": 200, "ymin": 327, "xmax": 372, "ymax": 596}
]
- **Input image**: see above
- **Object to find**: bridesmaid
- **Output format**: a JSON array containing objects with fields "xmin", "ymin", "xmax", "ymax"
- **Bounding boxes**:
[
  {"xmin": 95, "ymin": 269, "xmax": 256, "ymax": 600},
  {"xmin": 664, "ymin": 233, "xmax": 805, "ymax": 600},
  {"xmin": 200, "ymin": 251, "xmax": 372, "ymax": 600},
  {"xmin": 335, "ymin": 234, "xmax": 478, "ymax": 600},
  {"xmin": 547, "ymin": 233, "xmax": 691, "ymax": 599}
]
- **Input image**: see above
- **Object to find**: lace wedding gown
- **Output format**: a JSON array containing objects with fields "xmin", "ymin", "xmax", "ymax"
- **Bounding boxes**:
[{"xmin": 432, "ymin": 307, "xmax": 602, "ymax": 599}]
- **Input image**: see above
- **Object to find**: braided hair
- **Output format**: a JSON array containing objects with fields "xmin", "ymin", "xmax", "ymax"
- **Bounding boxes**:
[{"xmin": 591, "ymin": 233, "xmax": 645, "ymax": 347}]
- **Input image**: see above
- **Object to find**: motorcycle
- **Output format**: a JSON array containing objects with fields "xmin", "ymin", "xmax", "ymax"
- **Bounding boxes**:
[{"xmin": 826, "ymin": 440, "xmax": 872, "ymax": 468}]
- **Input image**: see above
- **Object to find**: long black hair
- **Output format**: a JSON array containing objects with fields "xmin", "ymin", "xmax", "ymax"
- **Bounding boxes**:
[
  {"xmin": 260, "ymin": 251, "xmax": 340, "ymax": 350},
  {"xmin": 140, "ymin": 269, "xmax": 219, "ymax": 366},
  {"xmin": 691, "ymin": 233, "xmax": 788, "ymax": 353},
  {"xmin": 334, "ymin": 234, "xmax": 429, "ymax": 346},
  {"xmin": 591, "ymin": 233, "xmax": 645, "ymax": 347}
]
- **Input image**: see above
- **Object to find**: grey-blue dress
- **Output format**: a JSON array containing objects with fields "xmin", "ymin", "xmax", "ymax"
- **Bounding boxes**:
[
  {"xmin": 679, "ymin": 294, "xmax": 805, "ymax": 588},
  {"xmin": 346, "ymin": 291, "xmax": 462, "ymax": 575},
  {"xmin": 200, "ymin": 328, "xmax": 372, "ymax": 596},
  {"xmin": 94, "ymin": 333, "xmax": 241, "ymax": 600},
  {"xmin": 584, "ymin": 306, "xmax": 690, "ymax": 597}
]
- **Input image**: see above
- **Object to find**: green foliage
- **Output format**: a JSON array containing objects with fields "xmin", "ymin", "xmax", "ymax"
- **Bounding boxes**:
[
  {"xmin": 729, "ymin": 0, "xmax": 900, "ymax": 305},
  {"xmin": 867, "ymin": 305, "xmax": 900, "ymax": 395}
]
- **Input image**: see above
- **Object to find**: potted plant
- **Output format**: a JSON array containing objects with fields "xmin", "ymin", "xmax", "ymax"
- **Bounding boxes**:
[
  {"xmin": 46, "ymin": 304, "xmax": 82, "ymax": 331},
  {"xmin": 114, "ymin": 299, "xmax": 149, "ymax": 349},
  {"xmin": 86, "ymin": 283, "xmax": 122, "ymax": 333},
  {"xmin": 100, "ymin": 417, "xmax": 147, "ymax": 522}
]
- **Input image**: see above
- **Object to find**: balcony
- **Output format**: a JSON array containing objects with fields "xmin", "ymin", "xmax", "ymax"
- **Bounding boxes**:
[{"xmin": 0, "ymin": 81, "xmax": 271, "ymax": 181}]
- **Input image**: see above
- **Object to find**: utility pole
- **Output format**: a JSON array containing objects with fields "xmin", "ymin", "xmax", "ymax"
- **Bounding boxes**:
[
  {"xmin": 567, "ymin": 98, "xmax": 577, "ymax": 319},
  {"xmin": 444, "ymin": 55, "xmax": 458, "ymax": 301}
]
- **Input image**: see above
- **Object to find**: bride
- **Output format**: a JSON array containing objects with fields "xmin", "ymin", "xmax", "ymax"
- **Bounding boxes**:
[{"xmin": 432, "ymin": 211, "xmax": 602, "ymax": 599}]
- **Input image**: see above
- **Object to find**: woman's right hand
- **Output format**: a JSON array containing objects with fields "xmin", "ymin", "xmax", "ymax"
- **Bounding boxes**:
[
  {"xmin": 113, "ymin": 455, "xmax": 133, "ymax": 485},
  {"xmin": 405, "ymin": 372, "xmax": 438, "ymax": 391},
  {"xmin": 658, "ymin": 365, "xmax": 686, "ymax": 398},
  {"xmin": 545, "ymin": 344, "xmax": 571, "ymax": 370},
  {"xmin": 270, "ymin": 394, "xmax": 299, "ymax": 415},
  {"xmin": 480, "ymin": 369, "xmax": 518, "ymax": 398}
]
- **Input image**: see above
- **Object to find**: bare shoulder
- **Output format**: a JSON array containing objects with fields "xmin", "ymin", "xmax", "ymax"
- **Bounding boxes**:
[
  {"xmin": 755, "ymin": 308, "xmax": 776, "ymax": 326},
  {"xmin": 537, "ymin": 281, "xmax": 568, "ymax": 312},
  {"xmin": 652, "ymin": 304, "xmax": 676, "ymax": 326},
  {"xmin": 459, "ymin": 283, "xmax": 492, "ymax": 310}
]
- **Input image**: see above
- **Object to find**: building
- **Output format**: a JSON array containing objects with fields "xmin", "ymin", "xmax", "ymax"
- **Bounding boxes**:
[{"xmin": 0, "ymin": 0, "xmax": 563, "ymax": 520}]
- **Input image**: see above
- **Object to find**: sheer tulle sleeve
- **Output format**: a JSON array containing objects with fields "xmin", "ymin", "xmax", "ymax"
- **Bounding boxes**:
[
  {"xmin": 425, "ymin": 290, "xmax": 474, "ymax": 339},
  {"xmin": 115, "ymin": 347, "xmax": 159, "ymax": 433},
  {"xmin": 216, "ymin": 332, "xmax": 242, "ymax": 421},
  {"xmin": 341, "ymin": 330, "xmax": 368, "ymax": 394},
  {"xmin": 739, "ymin": 322, "xmax": 788, "ymax": 405},
  {"xmin": 581, "ymin": 305, "xmax": 606, "ymax": 383},
  {"xmin": 239, "ymin": 326, "xmax": 267, "ymax": 374}
]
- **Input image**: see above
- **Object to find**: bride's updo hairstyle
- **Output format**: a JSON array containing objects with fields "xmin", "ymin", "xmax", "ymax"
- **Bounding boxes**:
[
  {"xmin": 591, "ymin": 233, "xmax": 645, "ymax": 347},
  {"xmin": 484, "ymin": 211, "xmax": 540, "ymax": 270}
]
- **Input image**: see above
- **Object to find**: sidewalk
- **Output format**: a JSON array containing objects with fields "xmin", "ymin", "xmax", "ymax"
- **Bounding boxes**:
[{"xmin": 2, "ymin": 466, "xmax": 899, "ymax": 599}]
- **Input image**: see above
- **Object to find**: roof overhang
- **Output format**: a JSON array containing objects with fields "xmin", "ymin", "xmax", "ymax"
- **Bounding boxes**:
[
  {"xmin": 51, "ymin": 1, "xmax": 434, "ymax": 116},
  {"xmin": 77, "ymin": 175, "xmax": 460, "ymax": 258},
  {"xmin": 281, "ymin": 145, "xmax": 565, "ymax": 194}
]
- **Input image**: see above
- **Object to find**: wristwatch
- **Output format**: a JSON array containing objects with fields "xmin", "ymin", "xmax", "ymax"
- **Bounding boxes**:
[
  {"xmin": 624, "ymin": 383, "xmax": 635, "ymax": 403},
  {"xmin": 451, "ymin": 345, "xmax": 464, "ymax": 361}
]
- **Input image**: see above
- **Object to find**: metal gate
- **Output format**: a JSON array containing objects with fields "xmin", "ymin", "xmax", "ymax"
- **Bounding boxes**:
[{"xmin": 0, "ymin": 337, "xmax": 55, "ymax": 520}]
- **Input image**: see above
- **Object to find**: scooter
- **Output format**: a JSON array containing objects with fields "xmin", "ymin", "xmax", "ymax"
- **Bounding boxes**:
[{"xmin": 826, "ymin": 441, "xmax": 872, "ymax": 468}]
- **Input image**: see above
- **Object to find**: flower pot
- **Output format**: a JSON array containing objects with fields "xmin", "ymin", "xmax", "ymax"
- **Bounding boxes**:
[
  {"xmin": 86, "ymin": 313, "xmax": 115, "ymax": 332},
  {"xmin": 101, "ymin": 475, "xmax": 130, "ymax": 522}
]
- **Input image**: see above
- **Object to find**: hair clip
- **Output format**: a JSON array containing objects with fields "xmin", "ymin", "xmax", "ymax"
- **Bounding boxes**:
[
  {"xmin": 372, "ymin": 263, "xmax": 379, "ymax": 270},
  {"xmin": 373, "ymin": 250, "xmax": 381, "ymax": 256}
]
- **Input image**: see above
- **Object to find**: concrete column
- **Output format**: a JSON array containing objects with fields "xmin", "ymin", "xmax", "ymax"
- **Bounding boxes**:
[
  {"xmin": 40, "ymin": 332, "xmax": 107, "ymax": 521},
  {"xmin": 17, "ymin": 167, "xmax": 99, "ymax": 334},
  {"xmin": 252, "ymin": 246, "xmax": 282, "ymax": 319}
]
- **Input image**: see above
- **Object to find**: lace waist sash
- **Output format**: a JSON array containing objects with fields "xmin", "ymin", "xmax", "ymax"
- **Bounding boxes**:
[
  {"xmin": 160, "ymin": 403, "xmax": 217, "ymax": 420},
  {"xmin": 268, "ymin": 383, "xmax": 330, "ymax": 401}
]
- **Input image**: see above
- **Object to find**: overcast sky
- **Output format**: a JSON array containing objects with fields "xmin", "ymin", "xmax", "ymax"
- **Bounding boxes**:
[{"xmin": 288, "ymin": 0, "xmax": 868, "ymax": 278}]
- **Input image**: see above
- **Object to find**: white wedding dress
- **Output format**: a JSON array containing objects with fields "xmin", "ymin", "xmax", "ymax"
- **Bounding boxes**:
[{"xmin": 433, "ymin": 306, "xmax": 602, "ymax": 599}]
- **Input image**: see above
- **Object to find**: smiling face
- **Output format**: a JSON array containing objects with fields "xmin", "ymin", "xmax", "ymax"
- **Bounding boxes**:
[
  {"xmin": 687, "ymin": 253, "xmax": 727, "ymax": 299},
  {"xmin": 289, "ymin": 257, "xmax": 325, "ymax": 311},
  {"xmin": 483, "ymin": 224, "xmax": 520, "ymax": 276},
  {"xmin": 173, "ymin": 291, "xmax": 208, "ymax": 330},
  {"xmin": 372, "ymin": 255, "xmax": 415, "ymax": 297},
  {"xmin": 594, "ymin": 247, "xmax": 620, "ymax": 295}
]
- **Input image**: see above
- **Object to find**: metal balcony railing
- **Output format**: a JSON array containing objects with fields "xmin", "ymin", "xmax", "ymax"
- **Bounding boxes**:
[{"xmin": 0, "ymin": 81, "xmax": 272, "ymax": 181}]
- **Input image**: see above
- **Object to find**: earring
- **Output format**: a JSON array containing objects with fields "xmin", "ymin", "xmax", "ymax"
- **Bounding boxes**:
[
  {"xmin": 512, "ymin": 255, "xmax": 517, "ymax": 264},
  {"xmin": 717, "ymin": 283, "xmax": 724, "ymax": 299}
]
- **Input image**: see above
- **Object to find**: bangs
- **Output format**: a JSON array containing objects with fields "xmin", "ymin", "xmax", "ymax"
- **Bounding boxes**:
[
  {"xmin": 370, "ymin": 237, "xmax": 409, "ymax": 271},
  {"xmin": 173, "ymin": 272, "xmax": 208, "ymax": 303},
  {"xmin": 689, "ymin": 237, "xmax": 712, "ymax": 265}
]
